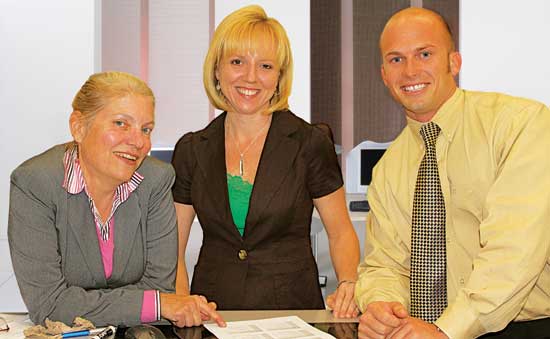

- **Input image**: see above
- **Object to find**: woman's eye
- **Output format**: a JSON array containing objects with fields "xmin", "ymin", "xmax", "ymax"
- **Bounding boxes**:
[
  {"xmin": 261, "ymin": 63, "xmax": 273, "ymax": 70},
  {"xmin": 230, "ymin": 59, "xmax": 242, "ymax": 65},
  {"xmin": 114, "ymin": 120, "xmax": 126, "ymax": 127},
  {"xmin": 142, "ymin": 127, "xmax": 153, "ymax": 135}
]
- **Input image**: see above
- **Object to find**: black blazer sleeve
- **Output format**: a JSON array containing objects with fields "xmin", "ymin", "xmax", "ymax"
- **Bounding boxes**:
[
  {"xmin": 172, "ymin": 132, "xmax": 195, "ymax": 205},
  {"xmin": 306, "ymin": 125, "xmax": 344, "ymax": 199}
]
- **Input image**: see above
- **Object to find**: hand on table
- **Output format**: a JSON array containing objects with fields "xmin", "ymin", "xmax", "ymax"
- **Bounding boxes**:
[
  {"xmin": 160, "ymin": 293, "xmax": 226, "ymax": 328},
  {"xmin": 387, "ymin": 317, "xmax": 448, "ymax": 339},
  {"xmin": 357, "ymin": 301, "xmax": 407, "ymax": 339},
  {"xmin": 326, "ymin": 280, "xmax": 359, "ymax": 318}
]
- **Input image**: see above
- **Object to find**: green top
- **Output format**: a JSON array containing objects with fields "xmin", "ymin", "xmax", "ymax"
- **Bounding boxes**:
[{"xmin": 227, "ymin": 173, "xmax": 253, "ymax": 236}]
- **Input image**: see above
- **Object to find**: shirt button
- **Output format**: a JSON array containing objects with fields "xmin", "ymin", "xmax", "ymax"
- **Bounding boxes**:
[
  {"xmin": 238, "ymin": 249, "xmax": 248, "ymax": 260},
  {"xmin": 459, "ymin": 277, "xmax": 465, "ymax": 285}
]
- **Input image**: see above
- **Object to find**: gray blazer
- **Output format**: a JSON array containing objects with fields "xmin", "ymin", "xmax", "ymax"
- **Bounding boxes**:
[{"xmin": 8, "ymin": 144, "xmax": 177, "ymax": 327}]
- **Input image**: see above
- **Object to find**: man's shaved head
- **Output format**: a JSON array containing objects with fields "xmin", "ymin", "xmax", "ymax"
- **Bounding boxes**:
[{"xmin": 380, "ymin": 7, "xmax": 455, "ymax": 54}]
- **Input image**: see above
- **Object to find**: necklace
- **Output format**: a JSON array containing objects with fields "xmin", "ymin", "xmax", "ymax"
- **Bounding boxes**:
[{"xmin": 228, "ymin": 117, "xmax": 271, "ymax": 176}]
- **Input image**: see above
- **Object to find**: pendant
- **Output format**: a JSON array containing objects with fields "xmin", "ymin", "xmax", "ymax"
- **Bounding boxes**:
[{"xmin": 239, "ymin": 156, "xmax": 244, "ymax": 176}]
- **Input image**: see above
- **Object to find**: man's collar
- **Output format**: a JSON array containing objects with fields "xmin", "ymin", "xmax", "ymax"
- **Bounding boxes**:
[{"xmin": 406, "ymin": 88, "xmax": 464, "ymax": 145}]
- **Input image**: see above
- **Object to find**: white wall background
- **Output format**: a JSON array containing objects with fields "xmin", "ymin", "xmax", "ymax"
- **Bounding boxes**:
[
  {"xmin": 0, "ymin": 1, "xmax": 96, "ymax": 240},
  {"xmin": 460, "ymin": 0, "xmax": 550, "ymax": 106},
  {"xmin": 0, "ymin": 0, "xmax": 96, "ymax": 311}
]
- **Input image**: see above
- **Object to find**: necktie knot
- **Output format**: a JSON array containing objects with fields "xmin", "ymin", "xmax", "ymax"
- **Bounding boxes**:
[{"xmin": 420, "ymin": 122, "xmax": 441, "ymax": 149}]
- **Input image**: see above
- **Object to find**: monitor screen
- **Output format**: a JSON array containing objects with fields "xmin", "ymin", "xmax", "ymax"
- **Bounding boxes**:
[{"xmin": 360, "ymin": 149, "xmax": 386, "ymax": 186}]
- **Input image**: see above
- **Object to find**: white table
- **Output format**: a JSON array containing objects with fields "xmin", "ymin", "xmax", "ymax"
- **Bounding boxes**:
[{"xmin": 0, "ymin": 313, "xmax": 31, "ymax": 339}]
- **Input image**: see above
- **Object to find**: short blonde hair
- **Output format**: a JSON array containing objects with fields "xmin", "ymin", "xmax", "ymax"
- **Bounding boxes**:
[
  {"xmin": 72, "ymin": 71, "xmax": 155, "ymax": 123},
  {"xmin": 204, "ymin": 5, "xmax": 293, "ymax": 114}
]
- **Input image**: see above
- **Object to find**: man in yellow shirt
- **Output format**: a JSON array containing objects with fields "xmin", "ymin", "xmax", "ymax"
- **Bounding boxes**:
[{"xmin": 355, "ymin": 7, "xmax": 550, "ymax": 339}]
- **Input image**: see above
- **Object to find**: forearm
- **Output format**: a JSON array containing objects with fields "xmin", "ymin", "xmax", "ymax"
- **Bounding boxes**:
[
  {"xmin": 355, "ymin": 211, "xmax": 410, "ymax": 312},
  {"xmin": 174, "ymin": 203, "xmax": 196, "ymax": 295},
  {"xmin": 328, "ymin": 228, "xmax": 360, "ymax": 282},
  {"xmin": 176, "ymin": 260, "xmax": 191, "ymax": 295},
  {"xmin": 19, "ymin": 279, "xmax": 146, "ymax": 326},
  {"xmin": 355, "ymin": 264, "xmax": 410, "ymax": 312}
]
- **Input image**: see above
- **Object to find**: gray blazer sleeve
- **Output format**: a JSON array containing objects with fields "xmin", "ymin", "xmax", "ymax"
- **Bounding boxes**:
[{"xmin": 8, "ymin": 154, "xmax": 177, "ymax": 327}]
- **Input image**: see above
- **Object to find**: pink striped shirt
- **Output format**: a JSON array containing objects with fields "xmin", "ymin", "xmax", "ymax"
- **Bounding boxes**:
[{"xmin": 62, "ymin": 144, "xmax": 159, "ymax": 322}]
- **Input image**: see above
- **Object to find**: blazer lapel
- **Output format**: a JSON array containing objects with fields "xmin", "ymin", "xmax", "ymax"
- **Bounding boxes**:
[
  {"xmin": 245, "ymin": 111, "xmax": 300, "ymax": 234},
  {"xmin": 194, "ymin": 113, "xmax": 238, "ymax": 238},
  {"xmin": 110, "ymin": 193, "xmax": 141, "ymax": 282},
  {"xmin": 67, "ymin": 192, "xmax": 107, "ymax": 285}
]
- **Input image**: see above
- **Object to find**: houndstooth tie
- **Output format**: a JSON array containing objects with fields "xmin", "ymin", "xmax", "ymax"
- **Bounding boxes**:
[{"xmin": 410, "ymin": 121, "xmax": 447, "ymax": 322}]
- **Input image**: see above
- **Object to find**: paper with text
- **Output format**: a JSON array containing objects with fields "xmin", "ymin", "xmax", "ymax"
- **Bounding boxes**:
[{"xmin": 204, "ymin": 316, "xmax": 335, "ymax": 339}]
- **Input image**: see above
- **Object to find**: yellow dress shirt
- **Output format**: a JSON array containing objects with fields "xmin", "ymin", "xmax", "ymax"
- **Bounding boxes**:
[{"xmin": 355, "ymin": 89, "xmax": 550, "ymax": 339}]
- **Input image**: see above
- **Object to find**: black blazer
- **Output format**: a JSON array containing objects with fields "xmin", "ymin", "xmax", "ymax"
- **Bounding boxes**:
[{"xmin": 172, "ymin": 110, "xmax": 343, "ymax": 310}]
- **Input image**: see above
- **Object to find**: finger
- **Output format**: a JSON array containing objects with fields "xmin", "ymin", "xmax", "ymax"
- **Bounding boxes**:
[
  {"xmin": 387, "ymin": 325, "xmax": 409, "ymax": 339},
  {"xmin": 332, "ymin": 288, "xmax": 345, "ymax": 317},
  {"xmin": 358, "ymin": 320, "xmax": 386, "ymax": 339},
  {"xmin": 199, "ymin": 302, "xmax": 226, "ymax": 327},
  {"xmin": 200, "ymin": 302, "xmax": 217, "ymax": 320},
  {"xmin": 370, "ymin": 305, "xmax": 401, "ymax": 328},
  {"xmin": 340, "ymin": 288, "xmax": 357, "ymax": 317},
  {"xmin": 360, "ymin": 312, "xmax": 392, "ymax": 337},
  {"xmin": 344, "ymin": 298, "xmax": 358, "ymax": 318},
  {"xmin": 180, "ymin": 311, "xmax": 193, "ymax": 328},
  {"xmin": 192, "ymin": 306, "xmax": 202, "ymax": 326},
  {"xmin": 325, "ymin": 293, "xmax": 335, "ymax": 309},
  {"xmin": 181, "ymin": 302, "xmax": 202, "ymax": 327},
  {"xmin": 391, "ymin": 303, "xmax": 408, "ymax": 319},
  {"xmin": 333, "ymin": 285, "xmax": 350, "ymax": 314}
]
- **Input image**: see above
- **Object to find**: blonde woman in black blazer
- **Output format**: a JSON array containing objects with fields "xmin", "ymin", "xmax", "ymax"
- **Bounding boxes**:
[{"xmin": 173, "ymin": 5, "xmax": 360, "ymax": 318}]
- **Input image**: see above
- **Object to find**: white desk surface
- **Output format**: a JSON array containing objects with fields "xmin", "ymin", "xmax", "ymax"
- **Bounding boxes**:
[
  {"xmin": 0, "ymin": 310, "xmax": 357, "ymax": 339},
  {"xmin": 0, "ymin": 313, "xmax": 31, "ymax": 339}
]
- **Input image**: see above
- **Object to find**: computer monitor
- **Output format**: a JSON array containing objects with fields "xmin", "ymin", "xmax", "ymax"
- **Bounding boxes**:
[
  {"xmin": 149, "ymin": 146, "xmax": 174, "ymax": 163},
  {"xmin": 345, "ymin": 140, "xmax": 392, "ymax": 194}
]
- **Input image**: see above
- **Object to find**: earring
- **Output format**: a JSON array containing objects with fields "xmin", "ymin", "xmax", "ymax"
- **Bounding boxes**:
[{"xmin": 215, "ymin": 81, "xmax": 221, "ymax": 92}]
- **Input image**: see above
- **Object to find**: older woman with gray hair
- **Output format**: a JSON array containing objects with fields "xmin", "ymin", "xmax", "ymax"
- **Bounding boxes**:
[{"xmin": 8, "ymin": 71, "xmax": 224, "ymax": 328}]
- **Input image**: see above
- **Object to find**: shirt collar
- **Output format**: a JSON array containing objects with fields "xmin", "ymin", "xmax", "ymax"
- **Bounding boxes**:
[
  {"xmin": 406, "ymin": 88, "xmax": 464, "ymax": 145},
  {"xmin": 62, "ymin": 143, "xmax": 144, "ymax": 198}
]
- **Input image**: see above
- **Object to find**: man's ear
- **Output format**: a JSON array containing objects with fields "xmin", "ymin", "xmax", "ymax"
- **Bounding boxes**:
[
  {"xmin": 380, "ymin": 64, "xmax": 389, "ymax": 87},
  {"xmin": 449, "ymin": 51, "xmax": 462, "ymax": 77},
  {"xmin": 69, "ymin": 111, "xmax": 86, "ymax": 143}
]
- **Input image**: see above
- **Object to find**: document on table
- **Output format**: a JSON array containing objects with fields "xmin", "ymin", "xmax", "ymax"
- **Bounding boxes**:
[{"xmin": 204, "ymin": 316, "xmax": 335, "ymax": 339}]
